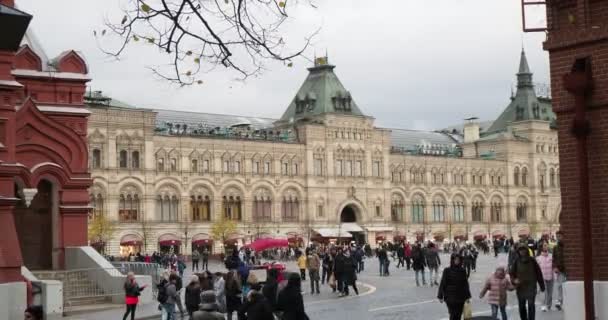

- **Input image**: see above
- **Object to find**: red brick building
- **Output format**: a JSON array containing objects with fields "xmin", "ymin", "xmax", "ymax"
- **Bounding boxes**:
[
  {"xmin": 541, "ymin": 0, "xmax": 608, "ymax": 318},
  {"xmin": 0, "ymin": 0, "xmax": 91, "ymax": 292}
]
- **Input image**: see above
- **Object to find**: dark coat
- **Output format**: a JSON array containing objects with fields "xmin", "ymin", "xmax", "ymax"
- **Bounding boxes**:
[
  {"xmin": 124, "ymin": 281, "xmax": 143, "ymax": 297},
  {"xmin": 185, "ymin": 283, "xmax": 202, "ymax": 313},
  {"xmin": 277, "ymin": 276, "xmax": 308, "ymax": 320},
  {"xmin": 437, "ymin": 266, "xmax": 471, "ymax": 304},
  {"xmin": 261, "ymin": 277, "xmax": 278, "ymax": 310},
  {"xmin": 411, "ymin": 247, "xmax": 426, "ymax": 271},
  {"xmin": 333, "ymin": 254, "xmax": 346, "ymax": 274},
  {"xmin": 239, "ymin": 293, "xmax": 275, "ymax": 320},
  {"xmin": 510, "ymin": 255, "xmax": 545, "ymax": 299},
  {"xmin": 552, "ymin": 241, "xmax": 565, "ymax": 272},
  {"xmin": 342, "ymin": 256, "xmax": 357, "ymax": 284}
]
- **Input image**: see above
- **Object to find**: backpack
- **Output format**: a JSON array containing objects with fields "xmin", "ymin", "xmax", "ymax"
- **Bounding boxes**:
[{"xmin": 157, "ymin": 281, "xmax": 168, "ymax": 304}]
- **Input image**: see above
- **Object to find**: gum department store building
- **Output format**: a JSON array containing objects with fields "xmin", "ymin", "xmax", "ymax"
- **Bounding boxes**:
[{"xmin": 85, "ymin": 53, "xmax": 560, "ymax": 256}]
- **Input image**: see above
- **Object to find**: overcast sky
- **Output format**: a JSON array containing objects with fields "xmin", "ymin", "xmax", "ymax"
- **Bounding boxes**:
[{"xmin": 17, "ymin": 0, "xmax": 549, "ymax": 130}]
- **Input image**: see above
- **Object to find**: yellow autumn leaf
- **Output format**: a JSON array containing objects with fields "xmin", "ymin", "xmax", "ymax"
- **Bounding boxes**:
[
  {"xmin": 279, "ymin": 1, "xmax": 286, "ymax": 8},
  {"xmin": 194, "ymin": 58, "xmax": 200, "ymax": 64},
  {"xmin": 141, "ymin": 3, "xmax": 151, "ymax": 13},
  {"xmin": 147, "ymin": 37, "xmax": 154, "ymax": 43},
  {"xmin": 287, "ymin": 62, "xmax": 293, "ymax": 67}
]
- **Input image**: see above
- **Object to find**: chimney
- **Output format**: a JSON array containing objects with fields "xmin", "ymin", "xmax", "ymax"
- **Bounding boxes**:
[{"xmin": 463, "ymin": 119, "xmax": 480, "ymax": 143}]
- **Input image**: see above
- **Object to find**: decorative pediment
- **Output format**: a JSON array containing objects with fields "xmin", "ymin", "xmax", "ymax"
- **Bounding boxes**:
[
  {"xmin": 54, "ymin": 50, "xmax": 88, "ymax": 74},
  {"xmin": 15, "ymin": 45, "xmax": 42, "ymax": 71},
  {"xmin": 16, "ymin": 98, "xmax": 88, "ymax": 172},
  {"xmin": 88, "ymin": 128, "xmax": 105, "ymax": 144}
]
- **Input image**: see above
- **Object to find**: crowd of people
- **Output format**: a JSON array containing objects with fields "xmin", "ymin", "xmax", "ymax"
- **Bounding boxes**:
[{"xmin": 116, "ymin": 231, "xmax": 565, "ymax": 320}]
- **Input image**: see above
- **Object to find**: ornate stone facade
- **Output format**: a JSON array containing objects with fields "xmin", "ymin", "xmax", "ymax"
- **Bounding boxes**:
[{"xmin": 86, "ymin": 55, "xmax": 560, "ymax": 256}]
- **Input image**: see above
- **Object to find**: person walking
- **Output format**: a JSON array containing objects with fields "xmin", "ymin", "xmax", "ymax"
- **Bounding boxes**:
[
  {"xmin": 277, "ymin": 273, "xmax": 309, "ymax": 320},
  {"xmin": 404, "ymin": 243, "xmax": 412, "ymax": 270},
  {"xmin": 192, "ymin": 290, "xmax": 225, "ymax": 320},
  {"xmin": 396, "ymin": 244, "xmax": 405, "ymax": 269},
  {"xmin": 239, "ymin": 291, "xmax": 274, "ymax": 320},
  {"xmin": 461, "ymin": 245, "xmax": 474, "ymax": 278},
  {"xmin": 185, "ymin": 275, "xmax": 202, "ymax": 318},
  {"xmin": 213, "ymin": 272, "xmax": 226, "ymax": 313},
  {"xmin": 297, "ymin": 253, "xmax": 307, "ymax": 281},
  {"xmin": 377, "ymin": 247, "xmax": 388, "ymax": 276},
  {"xmin": 510, "ymin": 245, "xmax": 545, "ymax": 320},
  {"xmin": 536, "ymin": 243, "xmax": 554, "ymax": 312},
  {"xmin": 479, "ymin": 266, "xmax": 514, "ymax": 320},
  {"xmin": 425, "ymin": 243, "xmax": 441, "ymax": 286},
  {"xmin": 412, "ymin": 244, "xmax": 427, "ymax": 286},
  {"xmin": 437, "ymin": 253, "xmax": 472, "ymax": 320},
  {"xmin": 172, "ymin": 271, "xmax": 185, "ymax": 319},
  {"xmin": 262, "ymin": 268, "xmax": 279, "ymax": 311},
  {"xmin": 321, "ymin": 249, "xmax": 332, "ymax": 285},
  {"xmin": 192, "ymin": 249, "xmax": 200, "ymax": 272},
  {"xmin": 354, "ymin": 247, "xmax": 365, "ymax": 273},
  {"xmin": 341, "ymin": 250, "xmax": 359, "ymax": 296},
  {"xmin": 122, "ymin": 272, "xmax": 147, "ymax": 320},
  {"xmin": 552, "ymin": 231, "xmax": 565, "ymax": 311},
  {"xmin": 333, "ymin": 248, "xmax": 346, "ymax": 293},
  {"xmin": 306, "ymin": 249, "xmax": 321, "ymax": 295},
  {"xmin": 225, "ymin": 270, "xmax": 243, "ymax": 320},
  {"xmin": 161, "ymin": 274, "xmax": 179, "ymax": 320}
]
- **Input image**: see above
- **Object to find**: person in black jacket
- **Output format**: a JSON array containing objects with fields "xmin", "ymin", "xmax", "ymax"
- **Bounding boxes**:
[
  {"xmin": 122, "ymin": 272, "xmax": 146, "ymax": 320},
  {"xmin": 262, "ymin": 268, "xmax": 279, "ymax": 311},
  {"xmin": 437, "ymin": 253, "xmax": 471, "ymax": 320},
  {"xmin": 277, "ymin": 273, "xmax": 309, "ymax": 320},
  {"xmin": 340, "ymin": 250, "xmax": 359, "ymax": 296},
  {"xmin": 239, "ymin": 291, "xmax": 274, "ymax": 320},
  {"xmin": 412, "ymin": 244, "xmax": 426, "ymax": 286},
  {"xmin": 333, "ymin": 248, "xmax": 346, "ymax": 293},
  {"xmin": 396, "ymin": 244, "xmax": 405, "ymax": 268},
  {"xmin": 185, "ymin": 275, "xmax": 202, "ymax": 318},
  {"xmin": 510, "ymin": 245, "xmax": 545, "ymax": 320}
]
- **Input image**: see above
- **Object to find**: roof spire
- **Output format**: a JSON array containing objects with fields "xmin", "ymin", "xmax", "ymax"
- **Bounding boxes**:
[{"xmin": 518, "ymin": 48, "xmax": 531, "ymax": 75}]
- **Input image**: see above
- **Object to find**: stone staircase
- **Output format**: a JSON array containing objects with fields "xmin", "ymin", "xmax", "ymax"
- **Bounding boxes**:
[{"xmin": 32, "ymin": 270, "xmax": 116, "ymax": 314}]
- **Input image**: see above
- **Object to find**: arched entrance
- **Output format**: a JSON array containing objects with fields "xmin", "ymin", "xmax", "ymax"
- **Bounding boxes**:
[
  {"xmin": 340, "ymin": 205, "xmax": 357, "ymax": 223},
  {"xmin": 339, "ymin": 204, "xmax": 365, "ymax": 245},
  {"xmin": 14, "ymin": 180, "xmax": 55, "ymax": 270}
]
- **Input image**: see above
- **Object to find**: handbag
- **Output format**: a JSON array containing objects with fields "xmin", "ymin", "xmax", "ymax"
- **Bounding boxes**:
[
  {"xmin": 462, "ymin": 300, "xmax": 473, "ymax": 320},
  {"xmin": 328, "ymin": 274, "xmax": 336, "ymax": 289}
]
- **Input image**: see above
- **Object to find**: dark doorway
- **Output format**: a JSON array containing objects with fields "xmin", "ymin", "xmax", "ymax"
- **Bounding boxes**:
[
  {"xmin": 340, "ymin": 205, "xmax": 357, "ymax": 223},
  {"xmin": 14, "ymin": 180, "xmax": 54, "ymax": 270}
]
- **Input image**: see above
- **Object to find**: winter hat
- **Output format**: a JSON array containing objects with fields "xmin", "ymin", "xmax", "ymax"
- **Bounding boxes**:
[{"xmin": 199, "ymin": 290, "xmax": 218, "ymax": 310}]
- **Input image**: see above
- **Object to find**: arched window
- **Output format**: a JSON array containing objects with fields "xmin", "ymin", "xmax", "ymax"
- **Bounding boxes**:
[
  {"xmin": 119, "ymin": 150, "xmax": 128, "ymax": 168},
  {"xmin": 131, "ymin": 151, "xmax": 140, "ymax": 169},
  {"xmin": 514, "ymin": 167, "xmax": 520, "ymax": 186},
  {"xmin": 522, "ymin": 167, "xmax": 528, "ymax": 186},
  {"xmin": 157, "ymin": 193, "xmax": 179, "ymax": 222},
  {"xmin": 90, "ymin": 193, "xmax": 104, "ymax": 216},
  {"xmin": 281, "ymin": 189, "xmax": 299, "ymax": 222},
  {"xmin": 411, "ymin": 195, "xmax": 425, "ymax": 223},
  {"xmin": 191, "ymin": 195, "xmax": 211, "ymax": 222},
  {"xmin": 472, "ymin": 198, "xmax": 484, "ymax": 222},
  {"xmin": 550, "ymin": 168, "xmax": 556, "ymax": 188},
  {"xmin": 391, "ymin": 194, "xmax": 404, "ymax": 222},
  {"xmin": 92, "ymin": 149, "xmax": 101, "ymax": 169},
  {"xmin": 452, "ymin": 196, "xmax": 465, "ymax": 222},
  {"xmin": 119, "ymin": 193, "xmax": 140, "ymax": 222},
  {"xmin": 253, "ymin": 189, "xmax": 272, "ymax": 222},
  {"xmin": 490, "ymin": 197, "xmax": 502, "ymax": 222},
  {"xmin": 223, "ymin": 196, "xmax": 242, "ymax": 220},
  {"xmin": 516, "ymin": 198, "xmax": 528, "ymax": 222},
  {"xmin": 432, "ymin": 196, "xmax": 446, "ymax": 222},
  {"xmin": 191, "ymin": 159, "xmax": 198, "ymax": 173},
  {"xmin": 170, "ymin": 158, "xmax": 177, "ymax": 171}
]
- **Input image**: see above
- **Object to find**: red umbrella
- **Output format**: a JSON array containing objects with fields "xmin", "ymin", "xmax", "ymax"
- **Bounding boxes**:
[{"xmin": 245, "ymin": 238, "xmax": 289, "ymax": 251}]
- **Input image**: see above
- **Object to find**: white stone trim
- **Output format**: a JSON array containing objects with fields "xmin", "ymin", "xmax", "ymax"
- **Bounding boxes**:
[
  {"xmin": 12, "ymin": 69, "xmax": 90, "ymax": 80},
  {"xmin": 563, "ymin": 280, "xmax": 608, "ymax": 319},
  {"xmin": 37, "ymin": 105, "xmax": 91, "ymax": 115}
]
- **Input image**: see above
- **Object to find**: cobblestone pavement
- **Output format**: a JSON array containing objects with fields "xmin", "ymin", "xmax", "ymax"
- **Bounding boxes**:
[{"xmin": 67, "ymin": 253, "xmax": 566, "ymax": 320}]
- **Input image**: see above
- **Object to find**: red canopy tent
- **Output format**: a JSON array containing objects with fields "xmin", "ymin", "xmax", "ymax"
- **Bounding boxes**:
[{"xmin": 245, "ymin": 238, "xmax": 289, "ymax": 252}]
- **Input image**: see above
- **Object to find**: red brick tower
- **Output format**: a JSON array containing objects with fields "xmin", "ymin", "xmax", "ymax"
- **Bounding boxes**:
[
  {"xmin": 0, "ymin": 0, "xmax": 91, "ymax": 291},
  {"xmin": 536, "ymin": 0, "xmax": 608, "ymax": 319}
]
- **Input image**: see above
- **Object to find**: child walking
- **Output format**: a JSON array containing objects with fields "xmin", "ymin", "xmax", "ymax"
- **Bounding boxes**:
[
  {"xmin": 479, "ymin": 266, "xmax": 514, "ymax": 320},
  {"xmin": 536, "ymin": 243, "xmax": 554, "ymax": 312}
]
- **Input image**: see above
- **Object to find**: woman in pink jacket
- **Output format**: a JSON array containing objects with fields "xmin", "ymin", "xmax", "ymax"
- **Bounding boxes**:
[
  {"xmin": 536, "ymin": 243, "xmax": 554, "ymax": 312},
  {"xmin": 479, "ymin": 266, "xmax": 514, "ymax": 320}
]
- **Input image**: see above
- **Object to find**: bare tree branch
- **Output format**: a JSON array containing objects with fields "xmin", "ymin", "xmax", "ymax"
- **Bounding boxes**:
[{"xmin": 96, "ymin": 0, "xmax": 318, "ymax": 85}]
